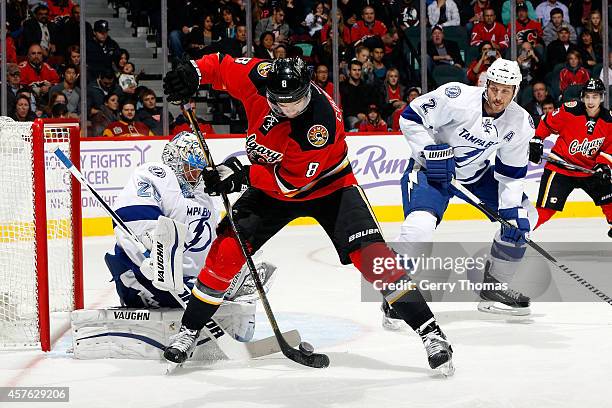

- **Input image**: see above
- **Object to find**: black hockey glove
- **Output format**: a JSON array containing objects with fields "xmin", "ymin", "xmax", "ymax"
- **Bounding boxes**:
[
  {"xmin": 163, "ymin": 58, "xmax": 200, "ymax": 103},
  {"xmin": 593, "ymin": 163, "xmax": 611, "ymax": 184},
  {"xmin": 202, "ymin": 157, "xmax": 250, "ymax": 196},
  {"xmin": 529, "ymin": 138, "xmax": 544, "ymax": 164}
]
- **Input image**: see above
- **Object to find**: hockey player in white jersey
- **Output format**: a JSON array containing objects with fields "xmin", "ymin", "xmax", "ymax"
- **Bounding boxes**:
[
  {"xmin": 72, "ymin": 132, "xmax": 276, "ymax": 360},
  {"xmin": 383, "ymin": 59, "xmax": 538, "ymax": 328}
]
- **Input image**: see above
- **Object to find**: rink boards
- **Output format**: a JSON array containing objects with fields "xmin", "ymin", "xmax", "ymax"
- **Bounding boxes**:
[{"xmin": 69, "ymin": 133, "xmax": 599, "ymax": 236}]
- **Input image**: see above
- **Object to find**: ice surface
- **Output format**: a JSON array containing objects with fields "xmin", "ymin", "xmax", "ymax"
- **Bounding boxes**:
[{"xmin": 1, "ymin": 218, "xmax": 611, "ymax": 408}]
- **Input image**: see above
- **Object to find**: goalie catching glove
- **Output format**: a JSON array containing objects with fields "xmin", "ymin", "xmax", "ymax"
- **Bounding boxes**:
[
  {"xmin": 140, "ymin": 216, "xmax": 188, "ymax": 293},
  {"xmin": 202, "ymin": 157, "xmax": 250, "ymax": 196}
]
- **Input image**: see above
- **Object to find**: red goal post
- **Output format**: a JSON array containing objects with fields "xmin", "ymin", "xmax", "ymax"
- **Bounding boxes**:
[{"xmin": 0, "ymin": 118, "xmax": 83, "ymax": 351}]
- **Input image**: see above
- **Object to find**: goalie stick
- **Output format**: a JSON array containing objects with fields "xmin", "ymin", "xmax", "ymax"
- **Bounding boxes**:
[
  {"xmin": 451, "ymin": 179, "xmax": 612, "ymax": 306},
  {"xmin": 53, "ymin": 148, "xmax": 302, "ymax": 365},
  {"xmin": 181, "ymin": 103, "xmax": 330, "ymax": 369}
]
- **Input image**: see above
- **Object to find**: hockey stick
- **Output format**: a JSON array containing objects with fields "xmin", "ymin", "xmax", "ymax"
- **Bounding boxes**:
[
  {"xmin": 181, "ymin": 103, "xmax": 330, "ymax": 368},
  {"xmin": 541, "ymin": 153, "xmax": 596, "ymax": 175},
  {"xmin": 450, "ymin": 179, "xmax": 612, "ymax": 306},
  {"xmin": 53, "ymin": 147, "xmax": 188, "ymax": 309},
  {"xmin": 53, "ymin": 148, "xmax": 301, "ymax": 361}
]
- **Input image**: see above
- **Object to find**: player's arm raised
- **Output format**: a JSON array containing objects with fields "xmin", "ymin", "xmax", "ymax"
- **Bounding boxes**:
[{"xmin": 163, "ymin": 53, "xmax": 265, "ymax": 103}]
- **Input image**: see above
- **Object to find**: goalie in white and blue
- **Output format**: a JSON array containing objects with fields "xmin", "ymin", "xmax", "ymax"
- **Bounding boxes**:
[{"xmin": 387, "ymin": 59, "xmax": 539, "ymax": 321}]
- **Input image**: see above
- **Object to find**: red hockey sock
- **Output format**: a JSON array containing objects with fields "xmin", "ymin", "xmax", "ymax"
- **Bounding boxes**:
[
  {"xmin": 535, "ymin": 207, "xmax": 557, "ymax": 229},
  {"xmin": 600, "ymin": 204, "xmax": 612, "ymax": 225}
]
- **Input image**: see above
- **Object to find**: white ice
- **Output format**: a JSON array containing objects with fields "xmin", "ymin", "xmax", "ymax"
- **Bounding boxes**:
[{"xmin": 1, "ymin": 218, "xmax": 611, "ymax": 408}]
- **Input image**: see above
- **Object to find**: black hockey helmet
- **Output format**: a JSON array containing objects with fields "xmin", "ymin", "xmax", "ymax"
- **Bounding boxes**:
[
  {"xmin": 266, "ymin": 57, "xmax": 311, "ymax": 117},
  {"xmin": 581, "ymin": 78, "xmax": 606, "ymax": 98}
]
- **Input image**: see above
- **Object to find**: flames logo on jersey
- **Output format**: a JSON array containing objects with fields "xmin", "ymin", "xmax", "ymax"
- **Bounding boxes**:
[
  {"xmin": 307, "ymin": 125, "xmax": 329, "ymax": 147},
  {"xmin": 568, "ymin": 137, "xmax": 604, "ymax": 157},
  {"xmin": 257, "ymin": 62, "xmax": 272, "ymax": 77}
]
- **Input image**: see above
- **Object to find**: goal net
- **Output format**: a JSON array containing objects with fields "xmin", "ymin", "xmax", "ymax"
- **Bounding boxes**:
[{"xmin": 0, "ymin": 118, "xmax": 82, "ymax": 351}]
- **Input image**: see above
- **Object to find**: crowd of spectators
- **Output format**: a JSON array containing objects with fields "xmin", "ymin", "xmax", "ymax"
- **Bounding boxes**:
[{"xmin": 1, "ymin": 0, "xmax": 611, "ymax": 135}]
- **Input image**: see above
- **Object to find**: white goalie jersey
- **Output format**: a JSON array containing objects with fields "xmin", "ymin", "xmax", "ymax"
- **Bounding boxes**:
[
  {"xmin": 399, "ymin": 82, "xmax": 535, "ymax": 209},
  {"xmin": 112, "ymin": 161, "xmax": 220, "ymax": 277}
]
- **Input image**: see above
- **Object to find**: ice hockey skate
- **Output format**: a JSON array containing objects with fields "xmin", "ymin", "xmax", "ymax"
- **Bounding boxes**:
[
  {"xmin": 478, "ymin": 261, "xmax": 531, "ymax": 316},
  {"xmin": 417, "ymin": 319, "xmax": 454, "ymax": 376}
]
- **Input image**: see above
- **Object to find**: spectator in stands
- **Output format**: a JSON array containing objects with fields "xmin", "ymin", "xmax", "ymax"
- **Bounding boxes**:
[
  {"xmin": 407, "ymin": 87, "xmax": 421, "ymax": 103},
  {"xmin": 51, "ymin": 103, "xmax": 69, "ymax": 118},
  {"xmin": 215, "ymin": 6, "xmax": 239, "ymax": 40},
  {"xmin": 117, "ymin": 62, "xmax": 138, "ymax": 95},
  {"xmin": 543, "ymin": 8, "xmax": 576, "ymax": 46},
  {"xmin": 19, "ymin": 44, "xmax": 60, "ymax": 107},
  {"xmin": 22, "ymin": 4, "xmax": 56, "ymax": 57},
  {"xmin": 569, "ymin": 0, "xmax": 602, "ymax": 28},
  {"xmin": 340, "ymin": 59, "xmax": 381, "ymax": 130},
  {"xmin": 87, "ymin": 20, "xmax": 121, "ymax": 80},
  {"xmin": 467, "ymin": 0, "xmax": 490, "ymax": 29},
  {"xmin": 517, "ymin": 40, "xmax": 540, "ymax": 86},
  {"xmin": 541, "ymin": 96, "xmax": 556, "ymax": 116},
  {"xmin": 55, "ymin": 4, "xmax": 83, "ymax": 56},
  {"xmin": 254, "ymin": 7, "xmax": 289, "ymax": 46},
  {"xmin": 320, "ymin": 9, "xmax": 352, "ymax": 46},
  {"xmin": 536, "ymin": 0, "xmax": 569, "ymax": 26},
  {"xmin": 303, "ymin": 2, "xmax": 328, "ymax": 39},
  {"xmin": 112, "ymin": 49, "xmax": 130, "ymax": 75},
  {"xmin": 255, "ymin": 31, "xmax": 275, "ymax": 59},
  {"xmin": 16, "ymin": 87, "xmax": 39, "ymax": 116},
  {"xmin": 11, "ymin": 95, "xmax": 37, "ymax": 121},
  {"xmin": 396, "ymin": 0, "xmax": 419, "ymax": 30},
  {"xmin": 5, "ymin": 64, "xmax": 21, "ymax": 114},
  {"xmin": 47, "ymin": 0, "xmax": 75, "ymax": 21},
  {"xmin": 559, "ymin": 50, "xmax": 590, "ymax": 94},
  {"xmin": 524, "ymin": 81, "xmax": 550, "ymax": 126},
  {"xmin": 103, "ymin": 100, "xmax": 153, "ymax": 137},
  {"xmin": 584, "ymin": 10, "xmax": 603, "ymax": 45},
  {"xmin": 351, "ymin": 5, "xmax": 388, "ymax": 45},
  {"xmin": 358, "ymin": 104, "xmax": 387, "ymax": 132},
  {"xmin": 371, "ymin": 45, "xmax": 388, "ymax": 80},
  {"xmin": 67, "ymin": 45, "xmax": 80, "ymax": 67},
  {"xmin": 599, "ymin": 51, "xmax": 612, "ymax": 82},
  {"xmin": 7, "ymin": 0, "xmax": 29, "ymax": 37},
  {"xmin": 508, "ymin": 3, "xmax": 543, "ymax": 48},
  {"xmin": 273, "ymin": 44, "xmax": 287, "ymax": 59},
  {"xmin": 467, "ymin": 41, "xmax": 500, "ymax": 85},
  {"xmin": 428, "ymin": 25, "xmax": 464, "ymax": 71},
  {"xmin": 427, "ymin": 0, "xmax": 460, "ymax": 27},
  {"xmin": 186, "ymin": 14, "xmax": 221, "ymax": 59},
  {"xmin": 167, "ymin": 0, "xmax": 205, "ymax": 62},
  {"xmin": 501, "ymin": 0, "xmax": 537, "ymax": 26},
  {"xmin": 578, "ymin": 30, "xmax": 602, "ymax": 69},
  {"xmin": 352, "ymin": 45, "xmax": 376, "ymax": 85},
  {"xmin": 283, "ymin": 0, "xmax": 301, "ymax": 33},
  {"xmin": 136, "ymin": 89, "xmax": 172, "ymax": 136},
  {"xmin": 382, "ymin": 67, "xmax": 405, "ymax": 121},
  {"xmin": 470, "ymin": 8, "xmax": 509, "ymax": 51},
  {"xmin": 87, "ymin": 70, "xmax": 122, "ymax": 117},
  {"xmin": 49, "ymin": 63, "xmax": 80, "ymax": 115},
  {"xmin": 217, "ymin": 25, "xmax": 248, "ymax": 57},
  {"xmin": 1, "ymin": 32, "xmax": 17, "ymax": 63},
  {"xmin": 313, "ymin": 63, "xmax": 334, "ymax": 97},
  {"xmin": 252, "ymin": 0, "xmax": 273, "ymax": 26},
  {"xmin": 170, "ymin": 99, "xmax": 215, "ymax": 136},
  {"xmin": 546, "ymin": 26, "xmax": 578, "ymax": 70},
  {"xmin": 42, "ymin": 92, "xmax": 68, "ymax": 118},
  {"xmin": 90, "ymin": 92, "xmax": 120, "ymax": 136}
]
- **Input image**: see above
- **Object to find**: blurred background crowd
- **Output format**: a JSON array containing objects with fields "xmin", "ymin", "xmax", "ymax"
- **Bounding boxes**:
[{"xmin": 0, "ymin": 0, "xmax": 610, "ymax": 136}]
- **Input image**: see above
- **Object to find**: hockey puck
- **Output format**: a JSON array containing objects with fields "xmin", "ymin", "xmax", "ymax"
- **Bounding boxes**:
[{"xmin": 299, "ymin": 341, "xmax": 314, "ymax": 356}]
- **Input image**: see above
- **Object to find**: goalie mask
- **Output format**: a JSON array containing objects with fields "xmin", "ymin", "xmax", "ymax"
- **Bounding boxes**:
[{"xmin": 162, "ymin": 131, "xmax": 208, "ymax": 191}]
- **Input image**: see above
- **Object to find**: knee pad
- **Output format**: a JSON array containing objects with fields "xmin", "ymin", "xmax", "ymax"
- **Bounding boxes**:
[{"xmin": 397, "ymin": 211, "xmax": 437, "ymax": 243}]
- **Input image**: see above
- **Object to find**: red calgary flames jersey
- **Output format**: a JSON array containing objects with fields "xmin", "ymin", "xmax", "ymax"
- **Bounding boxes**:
[
  {"xmin": 194, "ymin": 54, "xmax": 356, "ymax": 200},
  {"xmin": 535, "ymin": 101, "xmax": 612, "ymax": 177}
]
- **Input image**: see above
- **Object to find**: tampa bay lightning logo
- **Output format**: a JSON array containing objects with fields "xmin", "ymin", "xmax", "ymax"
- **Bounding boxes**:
[
  {"xmin": 148, "ymin": 166, "xmax": 166, "ymax": 178},
  {"xmin": 454, "ymin": 146, "xmax": 488, "ymax": 168},
  {"xmin": 185, "ymin": 216, "xmax": 212, "ymax": 252}
]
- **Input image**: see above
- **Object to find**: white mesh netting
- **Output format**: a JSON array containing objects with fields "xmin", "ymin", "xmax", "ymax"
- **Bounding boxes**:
[{"xmin": 0, "ymin": 119, "xmax": 76, "ymax": 348}]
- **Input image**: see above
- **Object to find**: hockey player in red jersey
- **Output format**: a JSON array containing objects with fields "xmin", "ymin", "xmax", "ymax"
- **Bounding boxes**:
[
  {"xmin": 529, "ymin": 78, "xmax": 612, "ymax": 237},
  {"xmin": 160, "ymin": 55, "xmax": 454, "ymax": 374}
]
